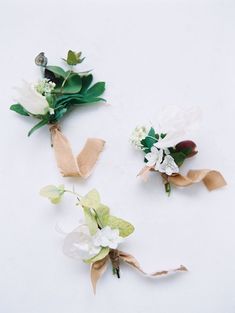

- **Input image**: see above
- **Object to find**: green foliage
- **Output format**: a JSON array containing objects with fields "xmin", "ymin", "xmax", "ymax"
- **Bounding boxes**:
[
  {"xmin": 62, "ymin": 73, "xmax": 82, "ymax": 93},
  {"xmin": 10, "ymin": 104, "xmax": 30, "ymax": 116},
  {"xmin": 27, "ymin": 117, "xmax": 49, "ymax": 136},
  {"xmin": 84, "ymin": 247, "xmax": 110, "ymax": 264},
  {"xmin": 81, "ymin": 189, "xmax": 101, "ymax": 210},
  {"xmin": 96, "ymin": 204, "xmax": 110, "ymax": 227},
  {"xmin": 46, "ymin": 66, "xmax": 66, "ymax": 78},
  {"xmin": 107, "ymin": 216, "xmax": 135, "ymax": 238},
  {"xmin": 10, "ymin": 50, "xmax": 106, "ymax": 135},
  {"xmin": 64, "ymin": 50, "xmax": 85, "ymax": 66},
  {"xmin": 141, "ymin": 127, "xmax": 157, "ymax": 152},
  {"xmin": 170, "ymin": 151, "xmax": 187, "ymax": 167},
  {"xmin": 83, "ymin": 207, "xmax": 98, "ymax": 236}
]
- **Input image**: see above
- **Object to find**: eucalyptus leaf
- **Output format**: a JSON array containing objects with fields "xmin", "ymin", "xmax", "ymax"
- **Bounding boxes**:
[
  {"xmin": 107, "ymin": 216, "xmax": 135, "ymax": 238},
  {"xmin": 10, "ymin": 104, "xmax": 29, "ymax": 116},
  {"xmin": 84, "ymin": 247, "xmax": 110, "ymax": 264},
  {"xmin": 83, "ymin": 207, "xmax": 98, "ymax": 235},
  {"xmin": 46, "ymin": 66, "xmax": 66, "ymax": 78},
  {"xmin": 62, "ymin": 73, "xmax": 82, "ymax": 94}
]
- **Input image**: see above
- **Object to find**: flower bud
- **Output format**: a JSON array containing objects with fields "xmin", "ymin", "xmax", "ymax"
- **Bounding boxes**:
[{"xmin": 175, "ymin": 140, "xmax": 197, "ymax": 157}]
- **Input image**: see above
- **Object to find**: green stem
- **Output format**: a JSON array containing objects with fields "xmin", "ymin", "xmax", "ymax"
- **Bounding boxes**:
[
  {"xmin": 164, "ymin": 182, "xmax": 171, "ymax": 196},
  {"xmin": 60, "ymin": 68, "xmax": 73, "ymax": 93}
]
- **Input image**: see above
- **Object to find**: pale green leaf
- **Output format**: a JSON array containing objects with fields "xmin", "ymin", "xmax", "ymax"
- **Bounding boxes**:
[
  {"xmin": 80, "ymin": 189, "xmax": 101, "ymax": 209},
  {"xmin": 83, "ymin": 207, "xmax": 98, "ymax": 235},
  {"xmin": 40, "ymin": 185, "xmax": 64, "ymax": 204},
  {"xmin": 96, "ymin": 204, "xmax": 110, "ymax": 227},
  {"xmin": 107, "ymin": 216, "xmax": 135, "ymax": 238}
]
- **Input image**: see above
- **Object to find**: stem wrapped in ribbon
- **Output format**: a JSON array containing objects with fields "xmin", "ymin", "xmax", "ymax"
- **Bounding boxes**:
[
  {"xmin": 10, "ymin": 50, "xmax": 106, "ymax": 178},
  {"xmin": 40, "ymin": 186, "xmax": 188, "ymax": 293}
]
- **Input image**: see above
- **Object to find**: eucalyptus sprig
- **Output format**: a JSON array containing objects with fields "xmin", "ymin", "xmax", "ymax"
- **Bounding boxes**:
[{"xmin": 10, "ymin": 50, "xmax": 106, "ymax": 136}]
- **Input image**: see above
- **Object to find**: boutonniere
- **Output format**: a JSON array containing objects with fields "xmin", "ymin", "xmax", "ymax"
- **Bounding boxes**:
[
  {"xmin": 130, "ymin": 106, "xmax": 226, "ymax": 195},
  {"xmin": 40, "ymin": 185, "xmax": 187, "ymax": 293},
  {"xmin": 10, "ymin": 50, "xmax": 106, "ymax": 178}
]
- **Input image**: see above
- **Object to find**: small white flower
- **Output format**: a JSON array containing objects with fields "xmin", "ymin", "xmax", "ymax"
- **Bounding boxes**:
[
  {"xmin": 35, "ymin": 78, "xmax": 56, "ymax": 95},
  {"xmin": 92, "ymin": 226, "xmax": 123, "ymax": 249},
  {"xmin": 130, "ymin": 126, "xmax": 149, "ymax": 150},
  {"xmin": 16, "ymin": 81, "xmax": 50, "ymax": 115},
  {"xmin": 63, "ymin": 225, "xmax": 101, "ymax": 261},
  {"xmin": 159, "ymin": 155, "xmax": 179, "ymax": 176},
  {"xmin": 145, "ymin": 146, "xmax": 163, "ymax": 170}
]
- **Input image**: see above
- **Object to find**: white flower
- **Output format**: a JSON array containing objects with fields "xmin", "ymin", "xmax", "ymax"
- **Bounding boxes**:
[
  {"xmin": 93, "ymin": 226, "xmax": 123, "ymax": 249},
  {"xmin": 153, "ymin": 106, "xmax": 201, "ymax": 149},
  {"xmin": 145, "ymin": 146, "xmax": 163, "ymax": 170},
  {"xmin": 63, "ymin": 225, "xmax": 101, "ymax": 260},
  {"xmin": 16, "ymin": 81, "xmax": 50, "ymax": 115},
  {"xmin": 159, "ymin": 155, "xmax": 179, "ymax": 176},
  {"xmin": 130, "ymin": 126, "xmax": 149, "ymax": 150},
  {"xmin": 35, "ymin": 78, "xmax": 56, "ymax": 95},
  {"xmin": 63, "ymin": 225, "xmax": 123, "ymax": 261}
]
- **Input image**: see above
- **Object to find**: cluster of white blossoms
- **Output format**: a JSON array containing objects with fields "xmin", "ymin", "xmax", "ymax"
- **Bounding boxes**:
[
  {"xmin": 145, "ymin": 145, "xmax": 179, "ymax": 176},
  {"xmin": 63, "ymin": 225, "xmax": 123, "ymax": 261},
  {"xmin": 130, "ymin": 125, "xmax": 149, "ymax": 150},
  {"xmin": 35, "ymin": 78, "xmax": 56, "ymax": 95}
]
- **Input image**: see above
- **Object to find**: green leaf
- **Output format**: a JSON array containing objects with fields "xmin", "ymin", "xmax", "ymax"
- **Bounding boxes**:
[
  {"xmin": 40, "ymin": 185, "xmax": 64, "ymax": 204},
  {"xmin": 107, "ymin": 216, "xmax": 135, "ymax": 238},
  {"xmin": 10, "ymin": 104, "xmax": 30, "ymax": 116},
  {"xmin": 96, "ymin": 204, "xmax": 110, "ymax": 227},
  {"xmin": 80, "ymin": 189, "xmax": 101, "ymax": 209},
  {"xmin": 62, "ymin": 73, "xmax": 82, "ymax": 93},
  {"xmin": 141, "ymin": 127, "xmax": 157, "ymax": 151},
  {"xmin": 170, "ymin": 151, "xmax": 187, "ymax": 167},
  {"xmin": 84, "ymin": 247, "xmax": 110, "ymax": 264},
  {"xmin": 83, "ymin": 207, "xmax": 98, "ymax": 235},
  {"xmin": 86, "ymin": 82, "xmax": 105, "ymax": 97},
  {"xmin": 27, "ymin": 118, "xmax": 49, "ymax": 136},
  {"xmin": 46, "ymin": 66, "xmax": 66, "ymax": 78},
  {"xmin": 65, "ymin": 50, "xmax": 85, "ymax": 66},
  {"xmin": 80, "ymin": 74, "xmax": 93, "ymax": 93}
]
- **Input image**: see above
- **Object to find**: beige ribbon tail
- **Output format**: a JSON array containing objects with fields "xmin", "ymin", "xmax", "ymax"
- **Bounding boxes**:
[
  {"xmin": 90, "ymin": 256, "xmax": 109, "ymax": 294},
  {"xmin": 50, "ymin": 125, "xmax": 105, "ymax": 178},
  {"xmin": 168, "ymin": 169, "xmax": 227, "ymax": 191},
  {"xmin": 118, "ymin": 251, "xmax": 188, "ymax": 277}
]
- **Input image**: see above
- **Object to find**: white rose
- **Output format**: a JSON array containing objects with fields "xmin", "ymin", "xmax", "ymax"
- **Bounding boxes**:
[{"xmin": 16, "ymin": 81, "xmax": 50, "ymax": 115}]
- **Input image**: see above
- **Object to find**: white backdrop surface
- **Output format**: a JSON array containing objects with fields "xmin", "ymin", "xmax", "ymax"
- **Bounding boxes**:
[{"xmin": 0, "ymin": 0, "xmax": 235, "ymax": 312}]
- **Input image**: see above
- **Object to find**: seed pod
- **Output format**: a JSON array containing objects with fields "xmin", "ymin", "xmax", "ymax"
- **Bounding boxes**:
[
  {"xmin": 175, "ymin": 140, "xmax": 197, "ymax": 157},
  {"xmin": 35, "ymin": 52, "xmax": 48, "ymax": 67}
]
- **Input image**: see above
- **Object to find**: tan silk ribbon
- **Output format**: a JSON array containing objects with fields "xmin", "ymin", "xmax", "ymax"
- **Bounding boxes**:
[
  {"xmin": 90, "ymin": 250, "xmax": 187, "ymax": 294},
  {"xmin": 138, "ymin": 166, "xmax": 226, "ymax": 191},
  {"xmin": 50, "ymin": 125, "xmax": 105, "ymax": 178}
]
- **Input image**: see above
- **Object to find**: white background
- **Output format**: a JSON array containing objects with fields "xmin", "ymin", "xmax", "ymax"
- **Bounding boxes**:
[{"xmin": 0, "ymin": 0, "xmax": 235, "ymax": 312}]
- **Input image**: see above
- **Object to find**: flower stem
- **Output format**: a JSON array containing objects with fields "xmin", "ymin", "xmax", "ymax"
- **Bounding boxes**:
[{"xmin": 164, "ymin": 182, "xmax": 171, "ymax": 196}]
